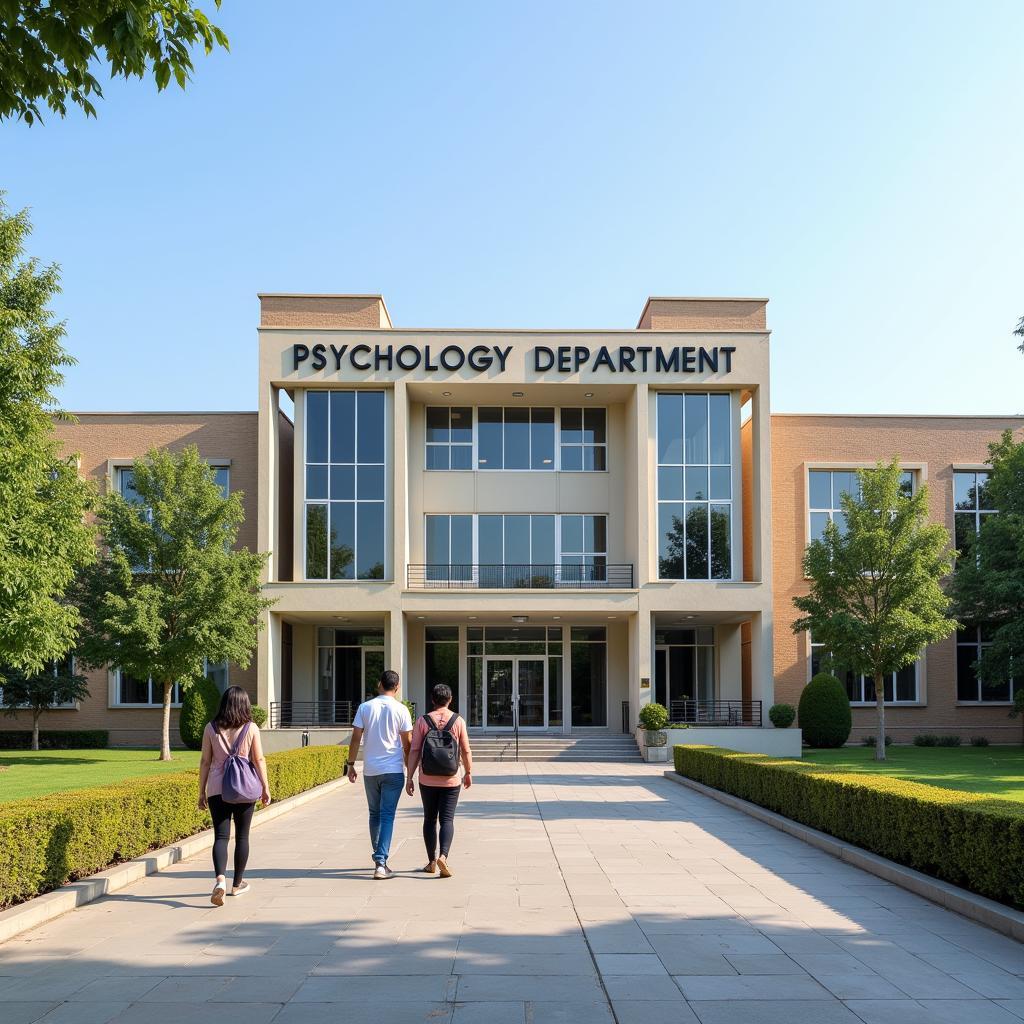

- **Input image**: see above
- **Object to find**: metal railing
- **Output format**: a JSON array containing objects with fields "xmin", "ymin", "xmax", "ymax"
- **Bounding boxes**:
[
  {"xmin": 668, "ymin": 699, "xmax": 763, "ymax": 727},
  {"xmin": 269, "ymin": 700, "xmax": 416, "ymax": 728},
  {"xmin": 621, "ymin": 700, "xmax": 630, "ymax": 733},
  {"xmin": 407, "ymin": 563, "xmax": 634, "ymax": 589}
]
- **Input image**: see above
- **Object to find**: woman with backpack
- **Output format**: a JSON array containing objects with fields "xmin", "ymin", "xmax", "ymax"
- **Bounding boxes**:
[
  {"xmin": 198, "ymin": 685, "xmax": 272, "ymax": 906},
  {"xmin": 406, "ymin": 683, "xmax": 473, "ymax": 877}
]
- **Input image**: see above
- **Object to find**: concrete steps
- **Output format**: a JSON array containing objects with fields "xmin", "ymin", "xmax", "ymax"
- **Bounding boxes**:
[{"xmin": 468, "ymin": 734, "xmax": 642, "ymax": 763}]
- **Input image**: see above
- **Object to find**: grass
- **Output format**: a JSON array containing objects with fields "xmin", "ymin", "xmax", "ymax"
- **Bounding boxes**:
[
  {"xmin": 801, "ymin": 745, "xmax": 1024, "ymax": 802},
  {"xmin": 0, "ymin": 749, "xmax": 203, "ymax": 802}
]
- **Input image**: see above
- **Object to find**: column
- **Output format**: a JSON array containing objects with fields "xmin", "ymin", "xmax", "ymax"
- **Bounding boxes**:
[
  {"xmin": 629, "ymin": 612, "xmax": 652, "ymax": 730},
  {"xmin": 716, "ymin": 624, "xmax": 743, "ymax": 701},
  {"xmin": 259, "ymin": 613, "xmax": 282, "ymax": 717},
  {"xmin": 386, "ymin": 610, "xmax": 408, "ymax": 704},
  {"xmin": 748, "ymin": 610, "xmax": 776, "ymax": 723},
  {"xmin": 560, "ymin": 625, "xmax": 571, "ymax": 736}
]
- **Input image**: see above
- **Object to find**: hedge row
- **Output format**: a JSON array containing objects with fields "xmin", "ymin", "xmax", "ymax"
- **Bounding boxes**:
[
  {"xmin": 673, "ymin": 745, "xmax": 1024, "ymax": 909},
  {"xmin": 0, "ymin": 730, "xmax": 109, "ymax": 750},
  {"xmin": 0, "ymin": 744, "xmax": 346, "ymax": 908}
]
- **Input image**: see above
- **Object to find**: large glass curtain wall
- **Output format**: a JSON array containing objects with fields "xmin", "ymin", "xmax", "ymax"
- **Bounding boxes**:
[
  {"xmin": 656, "ymin": 394, "xmax": 732, "ymax": 579},
  {"xmin": 305, "ymin": 391, "xmax": 386, "ymax": 580},
  {"xmin": 316, "ymin": 627, "xmax": 385, "ymax": 722},
  {"xmin": 653, "ymin": 628, "xmax": 714, "ymax": 712}
]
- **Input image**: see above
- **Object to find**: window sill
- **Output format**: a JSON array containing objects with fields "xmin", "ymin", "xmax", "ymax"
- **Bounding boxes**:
[
  {"xmin": 956, "ymin": 701, "xmax": 1014, "ymax": 707},
  {"xmin": 851, "ymin": 702, "xmax": 924, "ymax": 708},
  {"xmin": 111, "ymin": 704, "xmax": 184, "ymax": 710}
]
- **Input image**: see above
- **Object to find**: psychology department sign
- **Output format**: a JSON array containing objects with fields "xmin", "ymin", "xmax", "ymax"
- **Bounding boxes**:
[{"xmin": 292, "ymin": 342, "xmax": 736, "ymax": 375}]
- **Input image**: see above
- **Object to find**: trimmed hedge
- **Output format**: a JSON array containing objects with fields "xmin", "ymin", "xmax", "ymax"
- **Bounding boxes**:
[
  {"xmin": 798, "ymin": 672, "xmax": 852, "ymax": 747},
  {"xmin": 0, "ymin": 730, "xmax": 108, "ymax": 750},
  {"xmin": 673, "ymin": 745, "xmax": 1024, "ymax": 909},
  {"xmin": 0, "ymin": 743, "xmax": 346, "ymax": 908}
]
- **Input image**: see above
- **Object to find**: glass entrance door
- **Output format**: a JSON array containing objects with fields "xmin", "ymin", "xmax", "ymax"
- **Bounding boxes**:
[{"xmin": 483, "ymin": 657, "xmax": 547, "ymax": 729}]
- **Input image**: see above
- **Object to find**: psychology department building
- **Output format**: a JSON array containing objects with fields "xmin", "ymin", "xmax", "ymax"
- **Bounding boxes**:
[{"xmin": 27, "ymin": 294, "xmax": 1024, "ymax": 745}]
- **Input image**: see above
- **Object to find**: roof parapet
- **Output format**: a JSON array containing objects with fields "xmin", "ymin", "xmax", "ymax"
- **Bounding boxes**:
[
  {"xmin": 259, "ymin": 294, "xmax": 392, "ymax": 329},
  {"xmin": 637, "ymin": 297, "xmax": 768, "ymax": 331}
]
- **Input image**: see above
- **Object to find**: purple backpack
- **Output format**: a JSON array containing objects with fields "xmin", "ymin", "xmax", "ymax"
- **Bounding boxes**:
[{"xmin": 217, "ymin": 722, "xmax": 262, "ymax": 804}]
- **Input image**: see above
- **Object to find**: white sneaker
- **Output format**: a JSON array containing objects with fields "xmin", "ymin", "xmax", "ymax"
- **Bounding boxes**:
[{"xmin": 373, "ymin": 864, "xmax": 394, "ymax": 880}]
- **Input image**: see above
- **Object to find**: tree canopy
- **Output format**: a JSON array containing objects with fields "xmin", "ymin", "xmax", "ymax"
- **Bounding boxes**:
[
  {"xmin": 793, "ymin": 461, "xmax": 957, "ymax": 759},
  {"xmin": 1, "ymin": 657, "xmax": 89, "ymax": 750},
  {"xmin": 0, "ymin": 1, "xmax": 229, "ymax": 123},
  {"xmin": 0, "ymin": 196, "xmax": 95, "ymax": 674},
  {"xmin": 74, "ymin": 445, "xmax": 272, "ymax": 759}
]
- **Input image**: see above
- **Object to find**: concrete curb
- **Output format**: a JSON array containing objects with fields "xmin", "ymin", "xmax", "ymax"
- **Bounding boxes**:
[
  {"xmin": 0, "ymin": 776, "xmax": 355, "ymax": 945},
  {"xmin": 663, "ymin": 770, "xmax": 1024, "ymax": 944}
]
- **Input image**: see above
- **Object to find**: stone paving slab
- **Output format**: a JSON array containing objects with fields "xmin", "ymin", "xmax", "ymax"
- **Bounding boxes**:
[{"xmin": 0, "ymin": 762, "xmax": 1021, "ymax": 1024}]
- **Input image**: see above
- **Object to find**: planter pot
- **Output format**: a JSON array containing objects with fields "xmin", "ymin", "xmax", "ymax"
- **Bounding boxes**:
[
  {"xmin": 645, "ymin": 729, "xmax": 668, "ymax": 747},
  {"xmin": 641, "ymin": 729, "xmax": 669, "ymax": 762}
]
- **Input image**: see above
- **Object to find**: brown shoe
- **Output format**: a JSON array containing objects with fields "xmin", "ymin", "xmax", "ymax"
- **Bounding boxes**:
[
  {"xmin": 423, "ymin": 861, "xmax": 437, "ymax": 874},
  {"xmin": 437, "ymin": 856, "xmax": 452, "ymax": 878}
]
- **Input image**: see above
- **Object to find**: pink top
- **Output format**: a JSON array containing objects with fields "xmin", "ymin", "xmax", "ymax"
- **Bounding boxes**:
[
  {"xmin": 204, "ymin": 721, "xmax": 260, "ymax": 798},
  {"xmin": 410, "ymin": 709, "xmax": 471, "ymax": 788}
]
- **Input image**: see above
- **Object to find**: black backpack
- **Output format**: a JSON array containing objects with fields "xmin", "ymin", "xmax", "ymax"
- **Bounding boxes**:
[{"xmin": 420, "ymin": 713, "xmax": 461, "ymax": 776}]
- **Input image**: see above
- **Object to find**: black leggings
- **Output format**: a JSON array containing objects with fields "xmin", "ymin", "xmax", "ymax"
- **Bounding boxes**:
[
  {"xmin": 208, "ymin": 794, "xmax": 255, "ymax": 884},
  {"xmin": 420, "ymin": 784, "xmax": 461, "ymax": 860}
]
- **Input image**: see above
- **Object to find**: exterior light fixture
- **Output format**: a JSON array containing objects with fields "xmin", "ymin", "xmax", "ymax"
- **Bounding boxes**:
[
  {"xmin": 552, "ymin": 615, "xmax": 561, "ymax": 620},
  {"xmin": 442, "ymin": 391, "xmax": 451, "ymax": 397},
  {"xmin": 512, "ymin": 391, "xmax": 524, "ymax": 397},
  {"xmin": 511, "ymin": 615, "xmax": 529, "ymax": 623},
  {"xmin": 585, "ymin": 392, "xmax": 594, "ymax": 398}
]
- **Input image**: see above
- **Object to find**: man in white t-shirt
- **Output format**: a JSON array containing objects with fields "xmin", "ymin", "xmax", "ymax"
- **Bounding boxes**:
[{"xmin": 347, "ymin": 669, "xmax": 413, "ymax": 879}]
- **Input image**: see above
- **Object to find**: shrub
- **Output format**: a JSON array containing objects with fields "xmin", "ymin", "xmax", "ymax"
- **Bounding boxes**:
[
  {"xmin": 971, "ymin": 736, "xmax": 990, "ymax": 747},
  {"xmin": 638, "ymin": 702, "xmax": 669, "ymax": 732},
  {"xmin": 673, "ymin": 745, "xmax": 1024, "ymax": 908},
  {"xmin": 862, "ymin": 734, "xmax": 892, "ymax": 747},
  {"xmin": 667, "ymin": 723, "xmax": 689, "ymax": 729},
  {"xmin": 0, "ymin": 730, "xmax": 108, "ymax": 750},
  {"xmin": 0, "ymin": 744, "xmax": 346, "ymax": 908},
  {"xmin": 251, "ymin": 704, "xmax": 268, "ymax": 728},
  {"xmin": 936, "ymin": 735, "xmax": 962, "ymax": 747},
  {"xmin": 178, "ymin": 677, "xmax": 221, "ymax": 750},
  {"xmin": 797, "ymin": 673, "xmax": 852, "ymax": 748},
  {"xmin": 914, "ymin": 734, "xmax": 938, "ymax": 747},
  {"xmin": 768, "ymin": 704, "xmax": 796, "ymax": 729}
]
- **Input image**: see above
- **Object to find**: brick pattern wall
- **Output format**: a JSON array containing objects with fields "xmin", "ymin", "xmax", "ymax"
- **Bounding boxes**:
[
  {"xmin": 4, "ymin": 413, "xmax": 260, "ymax": 747},
  {"xmin": 772, "ymin": 415, "xmax": 1024, "ymax": 743},
  {"xmin": 638, "ymin": 298, "xmax": 767, "ymax": 332}
]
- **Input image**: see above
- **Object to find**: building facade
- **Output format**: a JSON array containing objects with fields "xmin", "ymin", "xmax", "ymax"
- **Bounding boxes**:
[{"xmin": 8, "ymin": 295, "xmax": 1020, "ymax": 746}]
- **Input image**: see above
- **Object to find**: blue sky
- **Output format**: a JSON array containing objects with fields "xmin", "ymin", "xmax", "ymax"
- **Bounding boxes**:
[{"xmin": 2, "ymin": 1, "xmax": 1022, "ymax": 415}]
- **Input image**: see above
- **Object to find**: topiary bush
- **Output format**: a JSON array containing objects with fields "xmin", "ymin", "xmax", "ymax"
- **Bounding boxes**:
[
  {"xmin": 971, "ymin": 736, "xmax": 990, "ymax": 747},
  {"xmin": 638, "ymin": 702, "xmax": 669, "ymax": 732},
  {"xmin": 936, "ymin": 734, "xmax": 962, "ymax": 747},
  {"xmin": 251, "ymin": 704, "xmax": 268, "ymax": 728},
  {"xmin": 178, "ymin": 677, "xmax": 222, "ymax": 750},
  {"xmin": 797, "ymin": 673, "xmax": 852, "ymax": 748},
  {"xmin": 768, "ymin": 703, "xmax": 795, "ymax": 729},
  {"xmin": 914, "ymin": 734, "xmax": 938, "ymax": 747}
]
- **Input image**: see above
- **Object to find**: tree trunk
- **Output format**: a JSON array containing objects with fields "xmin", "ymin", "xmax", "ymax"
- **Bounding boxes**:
[
  {"xmin": 159, "ymin": 681, "xmax": 173, "ymax": 761},
  {"xmin": 32, "ymin": 710, "xmax": 41, "ymax": 752},
  {"xmin": 875, "ymin": 673, "xmax": 886, "ymax": 762}
]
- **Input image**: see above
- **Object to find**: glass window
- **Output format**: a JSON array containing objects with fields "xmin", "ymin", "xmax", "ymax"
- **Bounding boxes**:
[
  {"xmin": 570, "ymin": 627, "xmax": 607, "ymax": 726},
  {"xmin": 425, "ymin": 629, "xmax": 460, "ymax": 714},
  {"xmin": 656, "ymin": 393, "xmax": 732, "ymax": 580},
  {"xmin": 425, "ymin": 407, "xmax": 474, "ymax": 471},
  {"xmin": 953, "ymin": 470, "xmax": 996, "ymax": 560},
  {"xmin": 809, "ymin": 638, "xmax": 919, "ymax": 703},
  {"xmin": 305, "ymin": 390, "xmax": 386, "ymax": 580},
  {"xmin": 808, "ymin": 468, "xmax": 915, "ymax": 542},
  {"xmin": 560, "ymin": 514, "xmax": 608, "ymax": 584},
  {"xmin": 956, "ymin": 626, "xmax": 1015, "ymax": 702},
  {"xmin": 117, "ymin": 671, "xmax": 183, "ymax": 707},
  {"xmin": 560, "ymin": 407, "xmax": 607, "ymax": 471}
]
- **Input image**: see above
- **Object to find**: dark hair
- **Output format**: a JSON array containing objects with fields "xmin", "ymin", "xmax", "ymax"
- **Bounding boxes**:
[
  {"xmin": 214, "ymin": 685, "xmax": 253, "ymax": 729},
  {"xmin": 431, "ymin": 683, "xmax": 453, "ymax": 709},
  {"xmin": 379, "ymin": 669, "xmax": 400, "ymax": 692}
]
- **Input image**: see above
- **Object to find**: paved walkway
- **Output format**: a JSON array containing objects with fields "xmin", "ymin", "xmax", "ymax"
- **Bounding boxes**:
[{"xmin": 2, "ymin": 763, "xmax": 1023, "ymax": 1024}]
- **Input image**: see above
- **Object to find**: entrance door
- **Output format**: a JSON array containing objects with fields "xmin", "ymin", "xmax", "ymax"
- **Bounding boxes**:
[{"xmin": 483, "ymin": 657, "xmax": 547, "ymax": 729}]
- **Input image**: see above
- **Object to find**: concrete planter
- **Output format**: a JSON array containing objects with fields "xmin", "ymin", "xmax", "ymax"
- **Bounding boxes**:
[
  {"xmin": 639, "ymin": 729, "xmax": 670, "ymax": 762},
  {"xmin": 669, "ymin": 726, "xmax": 803, "ymax": 758}
]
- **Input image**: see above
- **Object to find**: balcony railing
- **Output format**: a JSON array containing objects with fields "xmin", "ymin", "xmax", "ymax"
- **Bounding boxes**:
[
  {"xmin": 269, "ymin": 700, "xmax": 417, "ymax": 728},
  {"xmin": 668, "ymin": 699, "xmax": 763, "ymax": 727},
  {"xmin": 407, "ymin": 563, "xmax": 634, "ymax": 589}
]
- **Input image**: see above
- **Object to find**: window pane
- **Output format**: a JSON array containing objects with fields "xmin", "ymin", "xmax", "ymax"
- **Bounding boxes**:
[
  {"xmin": 450, "ymin": 407, "xmax": 472, "ymax": 444},
  {"xmin": 450, "ymin": 445, "xmax": 472, "ymax": 470},
  {"xmin": 213, "ymin": 468, "xmax": 229, "ymax": 496},
  {"xmin": 426, "ymin": 640, "xmax": 459, "ymax": 711},
  {"xmin": 478, "ymin": 408, "xmax": 502, "ymax": 468},
  {"xmin": 306, "ymin": 504, "xmax": 328, "ymax": 578},
  {"xmin": 657, "ymin": 394, "xmax": 683, "ymax": 464},
  {"xmin": 709, "ymin": 466, "xmax": 731, "ymax": 500},
  {"xmin": 503, "ymin": 408, "xmax": 530, "ymax": 469},
  {"xmin": 954, "ymin": 513, "xmax": 976, "ymax": 554},
  {"xmin": 808, "ymin": 471, "xmax": 831, "ymax": 510},
  {"xmin": 685, "ymin": 465, "xmax": 708, "ymax": 501},
  {"xmin": 479, "ymin": 515, "xmax": 503, "ymax": 564},
  {"xmin": 561, "ymin": 514, "xmax": 583, "ymax": 554},
  {"xmin": 356, "ymin": 502, "xmax": 385, "ymax": 579},
  {"xmin": 532, "ymin": 515, "xmax": 556, "ymax": 565},
  {"xmin": 583, "ymin": 408, "xmax": 606, "ymax": 444},
  {"xmin": 330, "ymin": 464, "xmax": 354, "ymax": 499},
  {"xmin": 560, "ymin": 407, "xmax": 583, "ymax": 444},
  {"xmin": 329, "ymin": 502, "xmax": 355, "ymax": 580},
  {"xmin": 899, "ymin": 471, "xmax": 914, "ymax": 497},
  {"xmin": 684, "ymin": 394, "xmax": 709, "ymax": 464},
  {"xmin": 357, "ymin": 465, "xmax": 385, "ymax": 500},
  {"xmin": 560, "ymin": 445, "xmax": 583, "ymax": 471},
  {"xmin": 710, "ymin": 504, "xmax": 731, "ymax": 579},
  {"xmin": 658, "ymin": 503, "xmax": 685, "ymax": 579},
  {"xmin": 685, "ymin": 504, "xmax": 709, "ymax": 579},
  {"xmin": 306, "ymin": 465, "xmax": 328, "ymax": 500},
  {"xmin": 980, "ymin": 670, "xmax": 1009, "ymax": 703},
  {"xmin": 426, "ymin": 445, "xmax": 449, "ymax": 470},
  {"xmin": 425, "ymin": 515, "xmax": 450, "ymax": 564},
  {"xmin": 426, "ymin": 406, "xmax": 449, "ymax": 443},
  {"xmin": 531, "ymin": 408, "xmax": 555, "ymax": 469},
  {"xmin": 120, "ymin": 672, "xmax": 150, "ymax": 704},
  {"xmin": 810, "ymin": 511, "xmax": 830, "ymax": 543},
  {"xmin": 658, "ymin": 466, "xmax": 684, "ymax": 501},
  {"xmin": 895, "ymin": 663, "xmax": 917, "ymax": 702},
  {"xmin": 451, "ymin": 515, "xmax": 473, "ymax": 569},
  {"xmin": 832, "ymin": 471, "xmax": 858, "ymax": 504},
  {"xmin": 708, "ymin": 394, "xmax": 730, "ymax": 464},
  {"xmin": 976, "ymin": 472, "xmax": 993, "ymax": 511},
  {"xmin": 357, "ymin": 392, "xmax": 385, "ymax": 463},
  {"xmin": 833, "ymin": 509, "xmax": 848, "ymax": 536},
  {"xmin": 306, "ymin": 392, "xmax": 329, "ymax": 463},
  {"xmin": 329, "ymin": 391, "xmax": 354, "ymax": 463},
  {"xmin": 548, "ymin": 656, "xmax": 562, "ymax": 727},
  {"xmin": 956, "ymin": 644, "xmax": 979, "ymax": 701},
  {"xmin": 504, "ymin": 515, "xmax": 531, "ymax": 564},
  {"xmin": 954, "ymin": 471, "xmax": 977, "ymax": 511},
  {"xmin": 206, "ymin": 660, "xmax": 229, "ymax": 693},
  {"xmin": 571, "ymin": 639, "xmax": 607, "ymax": 726},
  {"xmin": 586, "ymin": 446, "xmax": 607, "ymax": 471},
  {"xmin": 588, "ymin": 515, "xmax": 607, "ymax": 554}
]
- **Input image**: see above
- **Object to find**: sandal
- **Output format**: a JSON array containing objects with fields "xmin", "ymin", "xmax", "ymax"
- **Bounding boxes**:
[{"xmin": 231, "ymin": 881, "xmax": 250, "ymax": 897}]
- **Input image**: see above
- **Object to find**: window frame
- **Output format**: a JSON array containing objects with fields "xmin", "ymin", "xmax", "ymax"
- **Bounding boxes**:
[
  {"xmin": 112, "ymin": 657, "xmax": 229, "ymax": 709},
  {"xmin": 805, "ymin": 464, "xmax": 919, "ymax": 548},
  {"xmin": 807, "ymin": 635, "xmax": 922, "ymax": 706},
  {"xmin": 0, "ymin": 655, "xmax": 80, "ymax": 710}
]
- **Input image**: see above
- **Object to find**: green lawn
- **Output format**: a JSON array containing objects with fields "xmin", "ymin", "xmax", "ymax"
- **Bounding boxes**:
[
  {"xmin": 0, "ymin": 749, "xmax": 202, "ymax": 802},
  {"xmin": 801, "ymin": 745, "xmax": 1024, "ymax": 802}
]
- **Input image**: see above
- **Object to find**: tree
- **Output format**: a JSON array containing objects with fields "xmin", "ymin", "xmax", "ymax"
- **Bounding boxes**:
[
  {"xmin": 74, "ymin": 445, "xmax": 273, "ymax": 760},
  {"xmin": 793, "ymin": 461, "xmax": 957, "ymax": 761},
  {"xmin": 1015, "ymin": 316, "xmax": 1023, "ymax": 355},
  {"xmin": 1, "ymin": 1, "xmax": 229, "ymax": 124},
  {"xmin": 1, "ymin": 658, "xmax": 90, "ymax": 750},
  {"xmin": 950, "ymin": 430, "xmax": 1024, "ymax": 712},
  {"xmin": 0, "ymin": 196, "xmax": 95, "ymax": 676}
]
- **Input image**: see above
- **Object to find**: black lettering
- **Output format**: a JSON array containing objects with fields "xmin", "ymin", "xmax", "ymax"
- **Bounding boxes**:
[
  {"xmin": 467, "ymin": 345, "xmax": 493, "ymax": 371},
  {"xmin": 424, "ymin": 344, "xmax": 439, "ymax": 371},
  {"xmin": 534, "ymin": 346, "xmax": 555, "ymax": 372},
  {"xmin": 493, "ymin": 345, "xmax": 512, "ymax": 372},
  {"xmin": 655, "ymin": 348, "xmax": 680, "ymax": 372},
  {"xmin": 618, "ymin": 346, "xmax": 636, "ymax": 373},
  {"xmin": 330, "ymin": 344, "xmax": 347, "ymax": 370},
  {"xmin": 375, "ymin": 345, "xmax": 394, "ymax": 371},
  {"xmin": 396, "ymin": 345, "xmax": 421, "ymax": 371},
  {"xmin": 721, "ymin": 346, "xmax": 736, "ymax": 372},
  {"xmin": 311, "ymin": 343, "xmax": 327, "ymax": 371},
  {"xmin": 557, "ymin": 346, "xmax": 572, "ymax": 372},
  {"xmin": 349, "ymin": 344, "xmax": 371, "ymax": 371},
  {"xmin": 636, "ymin": 346, "xmax": 652, "ymax": 372},
  {"xmin": 681, "ymin": 347, "xmax": 697, "ymax": 372},
  {"xmin": 440, "ymin": 345, "xmax": 465, "ymax": 371},
  {"xmin": 593, "ymin": 346, "xmax": 616, "ymax": 372},
  {"xmin": 574, "ymin": 346, "xmax": 590, "ymax": 372},
  {"xmin": 292, "ymin": 343, "xmax": 309, "ymax": 371},
  {"xmin": 698, "ymin": 347, "xmax": 718, "ymax": 373}
]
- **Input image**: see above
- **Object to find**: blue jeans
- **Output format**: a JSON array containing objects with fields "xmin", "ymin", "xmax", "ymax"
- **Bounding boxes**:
[{"xmin": 364, "ymin": 772, "xmax": 404, "ymax": 865}]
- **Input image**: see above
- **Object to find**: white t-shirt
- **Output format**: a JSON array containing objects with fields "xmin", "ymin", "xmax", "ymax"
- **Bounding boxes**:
[{"xmin": 353, "ymin": 695, "xmax": 413, "ymax": 776}]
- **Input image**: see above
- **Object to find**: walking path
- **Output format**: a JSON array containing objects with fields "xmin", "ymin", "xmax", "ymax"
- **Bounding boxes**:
[{"xmin": 1, "ymin": 763, "xmax": 1022, "ymax": 1024}]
